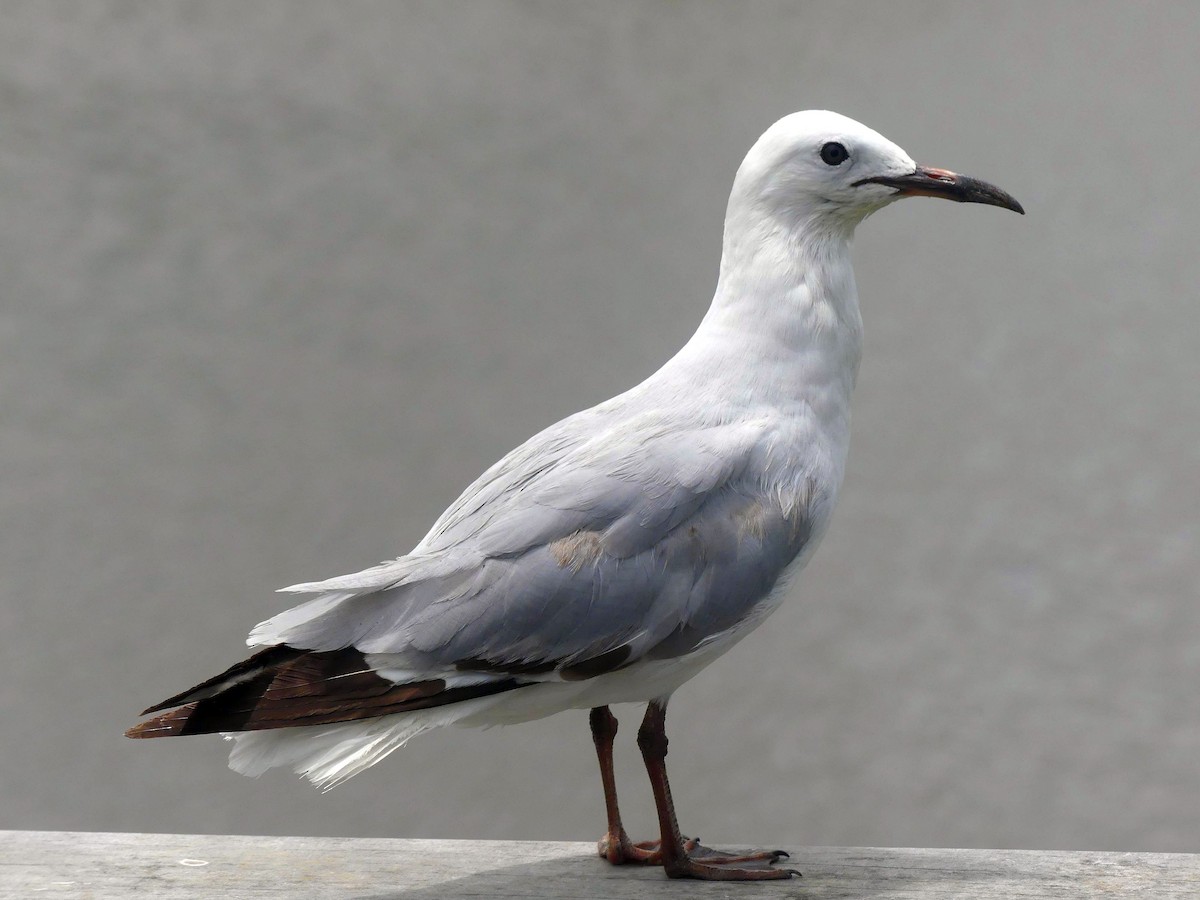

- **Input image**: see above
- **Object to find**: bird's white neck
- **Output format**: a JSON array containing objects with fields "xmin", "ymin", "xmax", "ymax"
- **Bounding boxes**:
[{"xmin": 661, "ymin": 204, "xmax": 864, "ymax": 448}]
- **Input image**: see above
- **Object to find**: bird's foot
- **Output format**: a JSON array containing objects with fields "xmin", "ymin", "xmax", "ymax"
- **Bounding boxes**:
[
  {"xmin": 663, "ymin": 844, "xmax": 799, "ymax": 881},
  {"xmin": 597, "ymin": 830, "xmax": 698, "ymax": 865}
]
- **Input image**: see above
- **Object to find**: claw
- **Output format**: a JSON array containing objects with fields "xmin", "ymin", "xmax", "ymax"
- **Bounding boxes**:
[
  {"xmin": 664, "ymin": 855, "xmax": 799, "ymax": 881},
  {"xmin": 663, "ymin": 843, "xmax": 799, "ymax": 880}
]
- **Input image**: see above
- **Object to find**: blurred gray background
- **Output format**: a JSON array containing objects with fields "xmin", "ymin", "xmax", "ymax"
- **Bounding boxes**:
[{"xmin": 2, "ymin": 1, "xmax": 1198, "ymax": 852}]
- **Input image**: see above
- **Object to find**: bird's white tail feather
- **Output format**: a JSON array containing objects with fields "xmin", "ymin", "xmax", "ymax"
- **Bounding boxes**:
[{"xmin": 225, "ymin": 695, "xmax": 500, "ymax": 791}]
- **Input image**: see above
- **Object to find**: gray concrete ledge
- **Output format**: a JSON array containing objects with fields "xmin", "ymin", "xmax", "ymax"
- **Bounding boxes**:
[{"xmin": 3, "ymin": 830, "xmax": 1198, "ymax": 899}]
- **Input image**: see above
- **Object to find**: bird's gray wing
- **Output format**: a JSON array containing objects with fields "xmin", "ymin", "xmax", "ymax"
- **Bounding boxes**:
[{"xmin": 253, "ymin": 411, "xmax": 820, "ymax": 674}]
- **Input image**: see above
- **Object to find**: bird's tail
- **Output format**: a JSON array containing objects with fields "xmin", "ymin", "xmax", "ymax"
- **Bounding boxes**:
[
  {"xmin": 126, "ymin": 645, "xmax": 527, "ymax": 789},
  {"xmin": 223, "ymin": 697, "xmax": 513, "ymax": 790}
]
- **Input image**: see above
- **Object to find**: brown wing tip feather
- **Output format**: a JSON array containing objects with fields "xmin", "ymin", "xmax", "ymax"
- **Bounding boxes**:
[
  {"xmin": 137, "ymin": 645, "xmax": 305, "ymax": 715},
  {"xmin": 126, "ymin": 647, "xmax": 532, "ymax": 738},
  {"xmin": 126, "ymin": 703, "xmax": 198, "ymax": 739}
]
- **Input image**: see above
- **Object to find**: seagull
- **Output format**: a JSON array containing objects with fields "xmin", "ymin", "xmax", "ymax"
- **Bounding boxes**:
[{"xmin": 128, "ymin": 110, "xmax": 1022, "ymax": 881}]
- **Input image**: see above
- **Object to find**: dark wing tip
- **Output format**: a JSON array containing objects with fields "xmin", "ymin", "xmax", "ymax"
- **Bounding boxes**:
[
  {"xmin": 126, "ymin": 704, "xmax": 197, "ymax": 739},
  {"xmin": 127, "ymin": 647, "xmax": 533, "ymax": 737},
  {"xmin": 137, "ymin": 645, "xmax": 306, "ymax": 715}
]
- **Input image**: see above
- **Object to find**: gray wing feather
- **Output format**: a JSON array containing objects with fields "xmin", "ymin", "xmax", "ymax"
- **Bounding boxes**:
[{"xmin": 254, "ymin": 409, "xmax": 818, "ymax": 671}]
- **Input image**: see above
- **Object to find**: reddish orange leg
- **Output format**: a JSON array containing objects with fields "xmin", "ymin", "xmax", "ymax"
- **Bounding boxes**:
[
  {"xmin": 635, "ymin": 700, "xmax": 799, "ymax": 880},
  {"xmin": 590, "ymin": 706, "xmax": 693, "ymax": 864}
]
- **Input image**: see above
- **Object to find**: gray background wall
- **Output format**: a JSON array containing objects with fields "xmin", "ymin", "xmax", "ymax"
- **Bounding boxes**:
[{"xmin": 2, "ymin": 1, "xmax": 1198, "ymax": 852}]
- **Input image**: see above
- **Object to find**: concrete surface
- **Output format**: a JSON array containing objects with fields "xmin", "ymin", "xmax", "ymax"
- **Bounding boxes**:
[{"xmin": 7, "ymin": 832, "xmax": 1200, "ymax": 899}]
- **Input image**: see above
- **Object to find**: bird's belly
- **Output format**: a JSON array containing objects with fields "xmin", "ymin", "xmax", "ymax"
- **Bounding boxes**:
[{"xmin": 454, "ymin": 653, "xmax": 728, "ymax": 727}]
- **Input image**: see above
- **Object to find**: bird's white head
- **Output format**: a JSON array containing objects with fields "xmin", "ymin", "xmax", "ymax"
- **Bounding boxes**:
[{"xmin": 727, "ymin": 110, "xmax": 1023, "ymax": 245}]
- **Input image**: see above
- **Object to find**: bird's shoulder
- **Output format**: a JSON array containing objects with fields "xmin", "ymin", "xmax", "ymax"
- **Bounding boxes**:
[{"xmin": 416, "ymin": 397, "xmax": 798, "ymax": 556}]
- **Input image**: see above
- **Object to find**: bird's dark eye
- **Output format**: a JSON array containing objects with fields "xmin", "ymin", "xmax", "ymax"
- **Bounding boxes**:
[{"xmin": 820, "ymin": 142, "xmax": 849, "ymax": 166}]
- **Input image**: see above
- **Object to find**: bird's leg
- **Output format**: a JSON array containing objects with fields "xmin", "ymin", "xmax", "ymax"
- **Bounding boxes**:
[
  {"xmin": 635, "ymin": 699, "xmax": 798, "ymax": 880},
  {"xmin": 590, "ymin": 706, "xmax": 679, "ymax": 864}
]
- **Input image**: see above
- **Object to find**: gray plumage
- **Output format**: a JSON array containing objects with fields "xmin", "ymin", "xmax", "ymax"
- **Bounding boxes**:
[{"xmin": 258, "ymin": 401, "xmax": 823, "ymax": 673}]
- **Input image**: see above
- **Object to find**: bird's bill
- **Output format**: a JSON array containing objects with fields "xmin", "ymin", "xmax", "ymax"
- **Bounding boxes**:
[{"xmin": 855, "ymin": 166, "xmax": 1024, "ymax": 214}]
